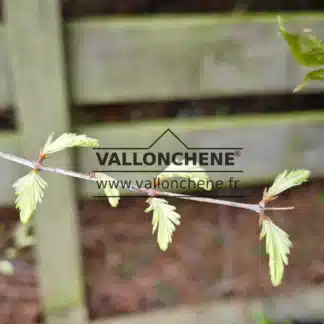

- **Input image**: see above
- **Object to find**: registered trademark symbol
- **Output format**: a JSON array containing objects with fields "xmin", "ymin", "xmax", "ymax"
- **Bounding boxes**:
[{"xmin": 234, "ymin": 150, "xmax": 241, "ymax": 157}]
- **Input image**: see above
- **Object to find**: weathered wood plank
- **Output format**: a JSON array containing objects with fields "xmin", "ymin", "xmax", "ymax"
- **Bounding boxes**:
[
  {"xmin": 91, "ymin": 285, "xmax": 324, "ymax": 324},
  {"xmin": 4, "ymin": 1, "xmax": 88, "ymax": 324},
  {"xmin": 0, "ymin": 28, "xmax": 12, "ymax": 109},
  {"xmin": 1, "ymin": 111, "xmax": 324, "ymax": 204},
  {"xmin": 0, "ymin": 14, "xmax": 324, "ymax": 106},
  {"xmin": 77, "ymin": 110, "xmax": 324, "ymax": 198},
  {"xmin": 69, "ymin": 14, "xmax": 324, "ymax": 104}
]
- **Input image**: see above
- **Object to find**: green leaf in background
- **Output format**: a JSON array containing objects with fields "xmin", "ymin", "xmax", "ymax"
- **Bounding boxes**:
[
  {"xmin": 254, "ymin": 312, "xmax": 272, "ymax": 324},
  {"xmin": 264, "ymin": 169, "xmax": 310, "ymax": 200},
  {"xmin": 319, "ymin": 193, "xmax": 324, "ymax": 204},
  {"xmin": 277, "ymin": 16, "xmax": 324, "ymax": 67},
  {"xmin": 13, "ymin": 171, "xmax": 48, "ymax": 224},
  {"xmin": 94, "ymin": 172, "xmax": 120, "ymax": 207},
  {"xmin": 0, "ymin": 260, "xmax": 14, "ymax": 276},
  {"xmin": 260, "ymin": 217, "xmax": 292, "ymax": 286},
  {"xmin": 41, "ymin": 132, "xmax": 99, "ymax": 156},
  {"xmin": 145, "ymin": 197, "xmax": 181, "ymax": 251},
  {"xmin": 156, "ymin": 159, "xmax": 212, "ymax": 191},
  {"xmin": 293, "ymin": 68, "xmax": 324, "ymax": 92}
]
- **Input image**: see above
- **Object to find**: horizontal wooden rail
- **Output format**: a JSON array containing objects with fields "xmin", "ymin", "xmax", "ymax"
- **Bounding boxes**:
[
  {"xmin": 91, "ymin": 285, "xmax": 324, "ymax": 324},
  {"xmin": 1, "ymin": 111, "xmax": 324, "ymax": 205},
  {"xmin": 0, "ymin": 14, "xmax": 324, "ymax": 107}
]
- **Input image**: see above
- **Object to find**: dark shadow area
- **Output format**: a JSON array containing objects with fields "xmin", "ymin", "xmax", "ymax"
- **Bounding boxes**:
[
  {"xmin": 74, "ymin": 93, "xmax": 324, "ymax": 126},
  {"xmin": 0, "ymin": 108, "xmax": 15, "ymax": 130},
  {"xmin": 0, "ymin": 1, "xmax": 324, "ymax": 20},
  {"xmin": 61, "ymin": 0, "xmax": 324, "ymax": 18}
]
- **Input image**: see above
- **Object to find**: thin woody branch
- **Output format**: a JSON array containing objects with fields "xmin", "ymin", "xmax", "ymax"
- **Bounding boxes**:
[{"xmin": 0, "ymin": 150, "xmax": 295, "ymax": 213}]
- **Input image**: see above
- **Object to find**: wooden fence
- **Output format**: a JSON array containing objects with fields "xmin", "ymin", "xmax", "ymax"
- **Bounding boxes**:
[{"xmin": 1, "ymin": 1, "xmax": 324, "ymax": 323}]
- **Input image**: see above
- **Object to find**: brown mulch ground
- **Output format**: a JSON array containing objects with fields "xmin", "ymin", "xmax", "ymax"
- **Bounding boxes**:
[{"xmin": 0, "ymin": 179, "xmax": 323, "ymax": 323}]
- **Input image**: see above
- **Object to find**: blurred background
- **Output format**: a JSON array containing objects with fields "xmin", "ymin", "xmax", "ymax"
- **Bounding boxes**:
[{"xmin": 0, "ymin": 1, "xmax": 324, "ymax": 324}]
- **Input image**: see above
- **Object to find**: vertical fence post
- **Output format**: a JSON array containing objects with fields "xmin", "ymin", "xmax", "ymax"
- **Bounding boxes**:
[{"xmin": 4, "ymin": 1, "xmax": 88, "ymax": 323}]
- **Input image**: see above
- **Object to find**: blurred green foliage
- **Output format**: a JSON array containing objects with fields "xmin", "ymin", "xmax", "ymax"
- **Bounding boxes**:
[{"xmin": 278, "ymin": 16, "xmax": 324, "ymax": 92}]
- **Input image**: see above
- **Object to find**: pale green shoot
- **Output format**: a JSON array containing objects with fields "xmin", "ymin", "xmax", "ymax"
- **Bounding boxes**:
[
  {"xmin": 260, "ymin": 217, "xmax": 293, "ymax": 286},
  {"xmin": 264, "ymin": 169, "xmax": 310, "ymax": 200},
  {"xmin": 293, "ymin": 68, "xmax": 324, "ymax": 93},
  {"xmin": 95, "ymin": 172, "xmax": 120, "ymax": 207},
  {"xmin": 156, "ymin": 159, "xmax": 212, "ymax": 191},
  {"xmin": 41, "ymin": 132, "xmax": 99, "ymax": 156},
  {"xmin": 13, "ymin": 171, "xmax": 47, "ymax": 224},
  {"xmin": 145, "ymin": 197, "xmax": 181, "ymax": 251}
]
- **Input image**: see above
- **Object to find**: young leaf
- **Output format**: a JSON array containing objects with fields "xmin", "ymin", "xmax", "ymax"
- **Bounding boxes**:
[
  {"xmin": 41, "ymin": 132, "xmax": 99, "ymax": 155},
  {"xmin": 293, "ymin": 68, "xmax": 324, "ymax": 92},
  {"xmin": 145, "ymin": 197, "xmax": 181, "ymax": 251},
  {"xmin": 156, "ymin": 159, "xmax": 212, "ymax": 191},
  {"xmin": 13, "ymin": 171, "xmax": 47, "ymax": 224},
  {"xmin": 277, "ymin": 16, "xmax": 324, "ymax": 67},
  {"xmin": 94, "ymin": 172, "xmax": 120, "ymax": 207},
  {"xmin": 264, "ymin": 169, "xmax": 310, "ymax": 200},
  {"xmin": 260, "ymin": 217, "xmax": 292, "ymax": 286}
]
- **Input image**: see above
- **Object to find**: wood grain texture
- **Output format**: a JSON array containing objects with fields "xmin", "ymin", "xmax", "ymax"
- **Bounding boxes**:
[
  {"xmin": 0, "ymin": 14, "xmax": 324, "ymax": 106},
  {"xmin": 40, "ymin": 14, "xmax": 324, "ymax": 103},
  {"xmin": 4, "ymin": 1, "xmax": 88, "ymax": 324}
]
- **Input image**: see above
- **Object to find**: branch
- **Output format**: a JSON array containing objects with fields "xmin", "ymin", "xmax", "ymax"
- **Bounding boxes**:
[
  {"xmin": 133, "ymin": 186, "xmax": 259, "ymax": 212},
  {"xmin": 0, "ymin": 146, "xmax": 307, "ymax": 286},
  {"xmin": 0, "ymin": 151, "xmax": 294, "ymax": 213},
  {"xmin": 0, "ymin": 151, "xmax": 35, "ymax": 169}
]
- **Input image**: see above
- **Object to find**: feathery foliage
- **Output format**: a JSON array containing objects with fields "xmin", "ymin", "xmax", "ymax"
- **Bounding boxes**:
[
  {"xmin": 13, "ymin": 171, "xmax": 47, "ymax": 224},
  {"xmin": 3, "ymin": 129, "xmax": 311, "ymax": 286},
  {"xmin": 42, "ymin": 132, "xmax": 99, "ymax": 156},
  {"xmin": 264, "ymin": 169, "xmax": 310, "ymax": 200},
  {"xmin": 145, "ymin": 197, "xmax": 181, "ymax": 251},
  {"xmin": 260, "ymin": 217, "xmax": 293, "ymax": 286},
  {"xmin": 95, "ymin": 172, "xmax": 120, "ymax": 207}
]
